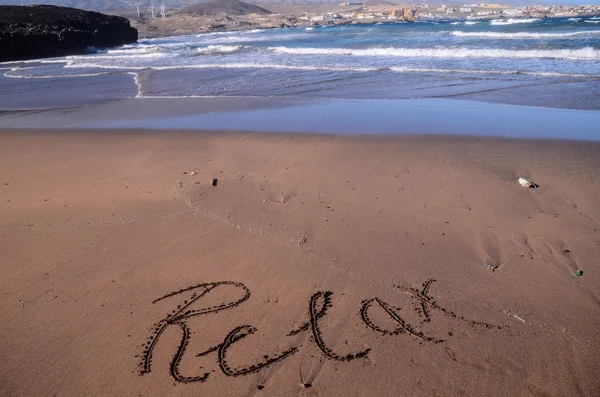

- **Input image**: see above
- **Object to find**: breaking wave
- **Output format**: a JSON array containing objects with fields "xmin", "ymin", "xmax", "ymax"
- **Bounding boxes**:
[
  {"xmin": 163, "ymin": 63, "xmax": 376, "ymax": 72},
  {"xmin": 490, "ymin": 18, "xmax": 541, "ymax": 25},
  {"xmin": 4, "ymin": 70, "xmax": 118, "ymax": 79},
  {"xmin": 197, "ymin": 32, "xmax": 307, "ymax": 44},
  {"xmin": 58, "ymin": 61, "xmax": 598, "ymax": 78},
  {"xmin": 196, "ymin": 45, "xmax": 245, "ymax": 55},
  {"xmin": 64, "ymin": 62, "xmax": 139, "ymax": 70},
  {"xmin": 388, "ymin": 66, "xmax": 595, "ymax": 77},
  {"xmin": 451, "ymin": 30, "xmax": 600, "ymax": 38},
  {"xmin": 66, "ymin": 53, "xmax": 167, "ymax": 61},
  {"xmin": 106, "ymin": 46, "xmax": 165, "ymax": 54},
  {"xmin": 268, "ymin": 46, "xmax": 600, "ymax": 60},
  {"xmin": 450, "ymin": 21, "xmax": 481, "ymax": 25},
  {"xmin": 0, "ymin": 58, "xmax": 68, "ymax": 66}
]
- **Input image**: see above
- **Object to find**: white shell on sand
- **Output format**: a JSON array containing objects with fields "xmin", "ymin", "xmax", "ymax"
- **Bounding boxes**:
[{"xmin": 518, "ymin": 177, "xmax": 537, "ymax": 188}]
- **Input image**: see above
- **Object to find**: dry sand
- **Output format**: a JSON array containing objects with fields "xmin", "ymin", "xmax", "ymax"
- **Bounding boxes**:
[{"xmin": 0, "ymin": 130, "xmax": 599, "ymax": 397}]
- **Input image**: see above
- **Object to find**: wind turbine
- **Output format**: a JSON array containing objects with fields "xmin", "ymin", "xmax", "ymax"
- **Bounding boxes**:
[
  {"xmin": 160, "ymin": 2, "xmax": 166, "ymax": 19},
  {"xmin": 150, "ymin": 0, "xmax": 156, "ymax": 19}
]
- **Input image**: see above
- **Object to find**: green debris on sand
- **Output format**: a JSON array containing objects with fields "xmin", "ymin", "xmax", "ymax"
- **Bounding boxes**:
[{"xmin": 572, "ymin": 270, "xmax": 583, "ymax": 277}]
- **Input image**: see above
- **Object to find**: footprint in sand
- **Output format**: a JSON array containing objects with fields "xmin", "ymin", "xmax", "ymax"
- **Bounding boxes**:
[
  {"xmin": 475, "ymin": 228, "xmax": 502, "ymax": 271},
  {"xmin": 512, "ymin": 233, "xmax": 537, "ymax": 261},
  {"xmin": 539, "ymin": 239, "xmax": 580, "ymax": 276}
]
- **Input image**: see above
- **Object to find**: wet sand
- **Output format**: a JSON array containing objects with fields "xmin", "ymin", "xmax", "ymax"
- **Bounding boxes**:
[
  {"xmin": 1, "ymin": 130, "xmax": 599, "ymax": 396},
  {"xmin": 2, "ymin": 97, "xmax": 600, "ymax": 140}
]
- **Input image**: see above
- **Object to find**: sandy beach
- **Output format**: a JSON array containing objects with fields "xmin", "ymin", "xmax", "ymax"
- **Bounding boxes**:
[{"xmin": 1, "ymin": 130, "xmax": 599, "ymax": 397}]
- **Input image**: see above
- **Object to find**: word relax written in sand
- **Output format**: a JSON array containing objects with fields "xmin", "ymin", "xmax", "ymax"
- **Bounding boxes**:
[{"xmin": 139, "ymin": 280, "xmax": 500, "ymax": 384}]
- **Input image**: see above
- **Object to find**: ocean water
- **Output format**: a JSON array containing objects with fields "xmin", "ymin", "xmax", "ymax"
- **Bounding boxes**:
[{"xmin": 1, "ymin": 17, "xmax": 600, "ymax": 115}]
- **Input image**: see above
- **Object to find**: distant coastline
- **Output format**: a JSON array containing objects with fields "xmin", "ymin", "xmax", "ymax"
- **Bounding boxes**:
[{"xmin": 130, "ymin": 7, "xmax": 600, "ymax": 38}]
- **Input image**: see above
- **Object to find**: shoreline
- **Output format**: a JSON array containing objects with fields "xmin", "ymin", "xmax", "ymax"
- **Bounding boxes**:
[{"xmin": 1, "ymin": 97, "xmax": 599, "ymax": 141}]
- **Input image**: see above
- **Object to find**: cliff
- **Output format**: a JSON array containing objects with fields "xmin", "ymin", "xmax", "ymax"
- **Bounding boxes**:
[{"xmin": 0, "ymin": 5, "xmax": 138, "ymax": 62}]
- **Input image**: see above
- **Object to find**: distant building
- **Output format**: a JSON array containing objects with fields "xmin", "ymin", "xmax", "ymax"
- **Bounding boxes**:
[
  {"xmin": 503, "ymin": 8, "xmax": 524, "ymax": 15},
  {"xmin": 391, "ymin": 9, "xmax": 404, "ymax": 18},
  {"xmin": 324, "ymin": 13, "xmax": 342, "ymax": 22},
  {"xmin": 404, "ymin": 8, "xmax": 416, "ymax": 20}
]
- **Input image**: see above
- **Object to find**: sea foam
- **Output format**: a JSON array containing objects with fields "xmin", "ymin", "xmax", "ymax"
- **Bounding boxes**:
[
  {"xmin": 490, "ymin": 18, "xmax": 541, "ymax": 25},
  {"xmin": 196, "ymin": 45, "xmax": 245, "ymax": 55},
  {"xmin": 451, "ymin": 30, "xmax": 600, "ymax": 39},
  {"xmin": 268, "ymin": 46, "xmax": 600, "ymax": 60}
]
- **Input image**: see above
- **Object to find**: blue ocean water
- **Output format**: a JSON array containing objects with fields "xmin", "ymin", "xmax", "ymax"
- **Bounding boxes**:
[{"xmin": 1, "ymin": 16, "xmax": 599, "ymax": 110}]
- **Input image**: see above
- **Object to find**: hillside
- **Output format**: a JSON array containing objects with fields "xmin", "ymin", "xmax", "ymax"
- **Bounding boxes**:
[
  {"xmin": 364, "ymin": 0, "xmax": 394, "ymax": 5},
  {"xmin": 177, "ymin": 0, "xmax": 271, "ymax": 16}
]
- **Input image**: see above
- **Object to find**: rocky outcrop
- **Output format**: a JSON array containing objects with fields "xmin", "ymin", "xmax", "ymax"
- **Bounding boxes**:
[{"xmin": 0, "ymin": 5, "xmax": 138, "ymax": 62}]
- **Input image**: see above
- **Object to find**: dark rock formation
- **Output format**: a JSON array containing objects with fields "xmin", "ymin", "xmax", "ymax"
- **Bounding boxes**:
[
  {"xmin": 0, "ymin": 5, "xmax": 138, "ymax": 62},
  {"xmin": 177, "ymin": 0, "xmax": 272, "ymax": 16}
]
